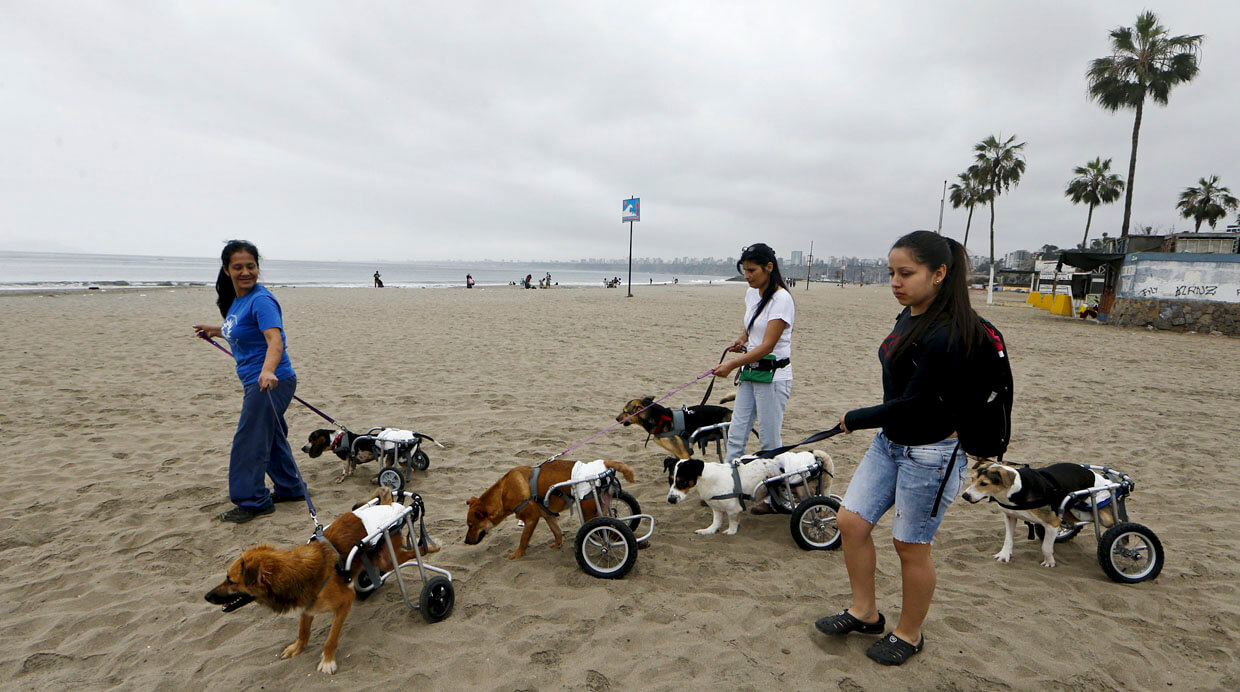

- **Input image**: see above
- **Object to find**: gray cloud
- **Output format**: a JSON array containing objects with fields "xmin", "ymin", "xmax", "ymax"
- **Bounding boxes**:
[{"xmin": 2, "ymin": 1, "xmax": 1234, "ymax": 262}]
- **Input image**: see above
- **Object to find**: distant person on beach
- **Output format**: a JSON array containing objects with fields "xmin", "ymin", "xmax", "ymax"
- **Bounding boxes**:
[
  {"xmin": 817, "ymin": 230, "xmax": 982, "ymax": 666},
  {"xmin": 373, "ymin": 270, "xmax": 383, "ymax": 288},
  {"xmin": 711, "ymin": 243, "xmax": 794, "ymax": 502},
  {"xmin": 192, "ymin": 240, "xmax": 301, "ymax": 524},
  {"xmin": 466, "ymin": 273, "xmax": 475, "ymax": 288}
]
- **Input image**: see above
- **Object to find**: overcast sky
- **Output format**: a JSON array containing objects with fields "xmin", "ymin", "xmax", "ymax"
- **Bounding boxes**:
[{"xmin": 2, "ymin": 1, "xmax": 1235, "ymax": 263}]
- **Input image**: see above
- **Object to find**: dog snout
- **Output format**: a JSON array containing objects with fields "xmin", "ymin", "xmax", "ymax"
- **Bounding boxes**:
[
  {"xmin": 463, "ymin": 529, "xmax": 486, "ymax": 545},
  {"xmin": 666, "ymin": 494, "xmax": 679, "ymax": 505},
  {"xmin": 300, "ymin": 443, "xmax": 312, "ymax": 453}
]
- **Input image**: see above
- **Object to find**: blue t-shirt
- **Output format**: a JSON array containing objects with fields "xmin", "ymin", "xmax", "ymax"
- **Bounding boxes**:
[{"xmin": 221, "ymin": 284, "xmax": 295, "ymax": 386}]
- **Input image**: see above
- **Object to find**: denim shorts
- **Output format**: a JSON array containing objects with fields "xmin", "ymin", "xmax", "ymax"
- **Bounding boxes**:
[{"xmin": 841, "ymin": 431, "xmax": 967, "ymax": 544}]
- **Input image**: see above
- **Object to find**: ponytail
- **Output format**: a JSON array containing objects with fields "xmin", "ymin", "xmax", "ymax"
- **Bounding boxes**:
[
  {"xmin": 887, "ymin": 231, "xmax": 983, "ymax": 362},
  {"xmin": 216, "ymin": 240, "xmax": 260, "ymax": 318}
]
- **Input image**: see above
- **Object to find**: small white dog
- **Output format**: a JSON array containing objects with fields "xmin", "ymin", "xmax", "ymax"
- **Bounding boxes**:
[{"xmin": 664, "ymin": 450, "xmax": 833, "ymax": 535}]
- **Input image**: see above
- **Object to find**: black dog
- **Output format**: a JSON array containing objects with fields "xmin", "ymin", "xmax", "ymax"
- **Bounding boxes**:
[{"xmin": 617, "ymin": 395, "xmax": 740, "ymax": 460}]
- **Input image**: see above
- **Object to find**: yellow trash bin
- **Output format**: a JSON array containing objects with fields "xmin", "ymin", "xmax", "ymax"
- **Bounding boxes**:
[
  {"xmin": 1039, "ymin": 293, "xmax": 1055, "ymax": 310},
  {"xmin": 1027, "ymin": 291, "xmax": 1042, "ymax": 306}
]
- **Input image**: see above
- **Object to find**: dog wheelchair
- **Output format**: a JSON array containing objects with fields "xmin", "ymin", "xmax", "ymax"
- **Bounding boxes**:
[
  {"xmin": 1025, "ymin": 465, "xmax": 1163, "ymax": 583},
  {"xmin": 754, "ymin": 457, "xmax": 844, "ymax": 551},
  {"xmin": 689, "ymin": 422, "xmax": 732, "ymax": 462},
  {"xmin": 543, "ymin": 466, "xmax": 654, "ymax": 579},
  {"xmin": 345, "ymin": 490, "xmax": 456, "ymax": 622},
  {"xmin": 351, "ymin": 427, "xmax": 436, "ymax": 493}
]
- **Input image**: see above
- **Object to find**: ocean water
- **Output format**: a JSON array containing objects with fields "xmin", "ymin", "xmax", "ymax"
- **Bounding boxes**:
[{"xmin": 0, "ymin": 251, "xmax": 729, "ymax": 291}]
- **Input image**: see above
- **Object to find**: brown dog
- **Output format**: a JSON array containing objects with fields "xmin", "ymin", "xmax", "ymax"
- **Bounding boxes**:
[
  {"xmin": 204, "ymin": 488, "xmax": 421, "ymax": 674},
  {"xmin": 464, "ymin": 459, "xmax": 635, "ymax": 559}
]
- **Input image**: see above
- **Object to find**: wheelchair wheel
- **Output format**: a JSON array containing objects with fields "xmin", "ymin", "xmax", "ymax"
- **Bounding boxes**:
[
  {"xmin": 766, "ymin": 484, "xmax": 796, "ymax": 514},
  {"xmin": 790, "ymin": 496, "xmax": 842, "ymax": 551},
  {"xmin": 575, "ymin": 517, "xmax": 637, "ymax": 579},
  {"xmin": 606, "ymin": 490, "xmax": 642, "ymax": 534},
  {"xmin": 418, "ymin": 576, "xmax": 454, "ymax": 623},
  {"xmin": 353, "ymin": 570, "xmax": 378, "ymax": 601},
  {"xmin": 411, "ymin": 449, "xmax": 430, "ymax": 471},
  {"xmin": 1034, "ymin": 523, "xmax": 1083, "ymax": 543},
  {"xmin": 377, "ymin": 467, "xmax": 404, "ymax": 493},
  {"xmin": 1098, "ymin": 522, "xmax": 1164, "ymax": 584}
]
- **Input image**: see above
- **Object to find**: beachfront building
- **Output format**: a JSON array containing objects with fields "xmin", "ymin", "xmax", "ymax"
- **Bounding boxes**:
[{"xmin": 1060, "ymin": 231, "xmax": 1240, "ymax": 336}]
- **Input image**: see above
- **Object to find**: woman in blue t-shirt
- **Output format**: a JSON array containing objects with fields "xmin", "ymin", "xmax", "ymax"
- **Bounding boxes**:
[{"xmin": 193, "ymin": 240, "xmax": 302, "ymax": 523}]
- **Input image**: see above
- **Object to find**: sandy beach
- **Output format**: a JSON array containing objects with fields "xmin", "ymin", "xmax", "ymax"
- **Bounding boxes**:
[{"xmin": 1, "ymin": 282, "xmax": 1236, "ymax": 691}]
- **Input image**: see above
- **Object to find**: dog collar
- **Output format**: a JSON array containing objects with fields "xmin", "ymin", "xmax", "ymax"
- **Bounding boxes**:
[{"xmin": 330, "ymin": 431, "xmax": 345, "ymax": 451}]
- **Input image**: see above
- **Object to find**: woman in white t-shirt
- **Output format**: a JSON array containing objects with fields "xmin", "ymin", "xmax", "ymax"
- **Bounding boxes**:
[{"xmin": 712, "ymin": 243, "xmax": 795, "ymax": 479}]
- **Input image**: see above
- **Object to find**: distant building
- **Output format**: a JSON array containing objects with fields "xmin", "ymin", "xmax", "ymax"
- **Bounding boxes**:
[
  {"xmin": 1004, "ymin": 249, "xmax": 1034, "ymax": 271},
  {"xmin": 790, "ymin": 250, "xmax": 803, "ymax": 266}
]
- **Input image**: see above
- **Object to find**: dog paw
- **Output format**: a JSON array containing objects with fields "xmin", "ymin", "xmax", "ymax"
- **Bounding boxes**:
[
  {"xmin": 333, "ymin": 476, "xmax": 347, "ymax": 484},
  {"xmin": 695, "ymin": 528, "xmax": 717, "ymax": 535},
  {"xmin": 993, "ymin": 551, "xmax": 1012, "ymax": 563},
  {"xmin": 549, "ymin": 540, "xmax": 562, "ymax": 550},
  {"xmin": 1040, "ymin": 558, "xmax": 1056, "ymax": 568},
  {"xmin": 280, "ymin": 642, "xmax": 304, "ymax": 659},
  {"xmin": 317, "ymin": 656, "xmax": 337, "ymax": 674},
  {"xmin": 507, "ymin": 550, "xmax": 525, "ymax": 560},
  {"xmin": 723, "ymin": 528, "xmax": 738, "ymax": 535}
]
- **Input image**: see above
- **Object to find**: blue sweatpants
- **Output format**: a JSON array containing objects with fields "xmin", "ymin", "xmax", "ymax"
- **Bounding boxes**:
[{"xmin": 229, "ymin": 376, "xmax": 303, "ymax": 511}]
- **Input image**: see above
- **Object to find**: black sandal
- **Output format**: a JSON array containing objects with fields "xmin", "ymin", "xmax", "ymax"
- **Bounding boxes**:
[
  {"xmin": 865, "ymin": 633, "xmax": 924, "ymax": 665},
  {"xmin": 814, "ymin": 610, "xmax": 885, "ymax": 636}
]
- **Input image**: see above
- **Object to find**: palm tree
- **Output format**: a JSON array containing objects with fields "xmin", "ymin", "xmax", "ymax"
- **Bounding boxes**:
[
  {"xmin": 1065, "ymin": 157, "xmax": 1125, "ymax": 249},
  {"xmin": 968, "ymin": 134, "xmax": 1026, "ymax": 305},
  {"xmin": 1087, "ymin": 11, "xmax": 1203, "ymax": 239},
  {"xmin": 1176, "ymin": 175, "xmax": 1239, "ymax": 232},
  {"xmin": 947, "ymin": 170, "xmax": 990, "ymax": 249}
]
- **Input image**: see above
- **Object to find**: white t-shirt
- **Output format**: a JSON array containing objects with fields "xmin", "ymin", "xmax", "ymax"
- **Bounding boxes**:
[{"xmin": 744, "ymin": 286, "xmax": 794, "ymax": 382}]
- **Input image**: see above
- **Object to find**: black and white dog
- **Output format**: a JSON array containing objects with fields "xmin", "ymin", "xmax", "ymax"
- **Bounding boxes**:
[
  {"xmin": 664, "ymin": 450, "xmax": 833, "ymax": 535},
  {"xmin": 962, "ymin": 461, "xmax": 1115, "ymax": 568}
]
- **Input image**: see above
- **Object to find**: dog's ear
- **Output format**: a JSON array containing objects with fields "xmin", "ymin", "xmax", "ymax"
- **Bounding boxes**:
[
  {"xmin": 466, "ymin": 496, "xmax": 479, "ymax": 506},
  {"xmin": 640, "ymin": 396, "xmax": 654, "ymax": 406},
  {"xmin": 241, "ymin": 557, "xmax": 260, "ymax": 587}
]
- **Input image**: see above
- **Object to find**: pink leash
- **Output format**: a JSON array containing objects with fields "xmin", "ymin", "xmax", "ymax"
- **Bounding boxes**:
[{"xmin": 542, "ymin": 365, "xmax": 721, "ymax": 464}]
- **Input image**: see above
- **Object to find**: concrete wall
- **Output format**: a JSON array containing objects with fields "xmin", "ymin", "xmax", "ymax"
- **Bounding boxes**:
[{"xmin": 1118, "ymin": 253, "xmax": 1240, "ymax": 303}]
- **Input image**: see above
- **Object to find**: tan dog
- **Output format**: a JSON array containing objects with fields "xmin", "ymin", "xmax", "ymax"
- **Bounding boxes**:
[
  {"xmin": 616, "ymin": 395, "xmax": 737, "ymax": 460},
  {"xmin": 464, "ymin": 459, "xmax": 635, "ymax": 559},
  {"xmin": 204, "ymin": 488, "xmax": 423, "ymax": 674},
  {"xmin": 962, "ymin": 461, "xmax": 1116, "ymax": 568}
]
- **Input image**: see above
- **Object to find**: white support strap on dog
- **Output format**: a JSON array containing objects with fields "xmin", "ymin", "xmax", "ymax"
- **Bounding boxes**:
[{"xmin": 570, "ymin": 460, "xmax": 610, "ymax": 500}]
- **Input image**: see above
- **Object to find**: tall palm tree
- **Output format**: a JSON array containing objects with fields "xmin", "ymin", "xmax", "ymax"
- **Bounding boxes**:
[
  {"xmin": 968, "ymin": 134, "xmax": 1026, "ymax": 305},
  {"xmin": 1065, "ymin": 157, "xmax": 1125, "ymax": 249},
  {"xmin": 1087, "ymin": 11, "xmax": 1203, "ymax": 239},
  {"xmin": 1176, "ymin": 175, "xmax": 1239, "ymax": 232},
  {"xmin": 947, "ymin": 170, "xmax": 990, "ymax": 250}
]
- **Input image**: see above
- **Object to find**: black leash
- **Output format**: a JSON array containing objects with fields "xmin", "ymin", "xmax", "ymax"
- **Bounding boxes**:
[
  {"xmin": 752, "ymin": 424, "xmax": 845, "ymax": 459},
  {"xmin": 698, "ymin": 347, "xmax": 732, "ymax": 407}
]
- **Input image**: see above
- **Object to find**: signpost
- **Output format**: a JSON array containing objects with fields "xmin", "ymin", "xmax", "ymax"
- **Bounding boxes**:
[{"xmin": 622, "ymin": 197, "xmax": 639, "ymax": 297}]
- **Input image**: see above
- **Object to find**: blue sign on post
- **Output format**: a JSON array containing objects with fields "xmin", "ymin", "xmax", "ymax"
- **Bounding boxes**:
[{"xmin": 622, "ymin": 197, "xmax": 640, "ymax": 222}]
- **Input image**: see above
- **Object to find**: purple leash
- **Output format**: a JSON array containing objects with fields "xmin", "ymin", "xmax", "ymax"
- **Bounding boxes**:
[{"xmin": 197, "ymin": 332, "xmax": 346, "ymax": 431}]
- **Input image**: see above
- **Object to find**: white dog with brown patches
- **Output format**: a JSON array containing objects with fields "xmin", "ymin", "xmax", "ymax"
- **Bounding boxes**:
[
  {"xmin": 664, "ymin": 450, "xmax": 833, "ymax": 535},
  {"xmin": 962, "ymin": 460, "xmax": 1115, "ymax": 568}
]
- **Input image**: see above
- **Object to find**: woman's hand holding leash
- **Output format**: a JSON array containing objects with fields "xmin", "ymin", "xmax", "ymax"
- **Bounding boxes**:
[
  {"xmin": 192, "ymin": 325, "xmax": 221, "ymax": 339},
  {"xmin": 838, "ymin": 414, "xmax": 850, "ymax": 434},
  {"xmin": 713, "ymin": 360, "xmax": 738, "ymax": 379},
  {"xmin": 258, "ymin": 370, "xmax": 279, "ymax": 392}
]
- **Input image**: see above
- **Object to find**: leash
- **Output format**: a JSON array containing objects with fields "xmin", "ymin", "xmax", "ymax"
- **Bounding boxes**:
[
  {"xmin": 196, "ymin": 332, "xmax": 348, "ymax": 431},
  {"xmin": 262, "ymin": 388, "xmax": 324, "ymax": 532},
  {"xmin": 542, "ymin": 366, "xmax": 721, "ymax": 465},
  {"xmin": 751, "ymin": 424, "xmax": 846, "ymax": 459},
  {"xmin": 698, "ymin": 347, "xmax": 732, "ymax": 407}
]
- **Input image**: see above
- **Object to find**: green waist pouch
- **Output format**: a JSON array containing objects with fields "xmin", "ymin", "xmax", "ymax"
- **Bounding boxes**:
[{"xmin": 738, "ymin": 354, "xmax": 788, "ymax": 383}]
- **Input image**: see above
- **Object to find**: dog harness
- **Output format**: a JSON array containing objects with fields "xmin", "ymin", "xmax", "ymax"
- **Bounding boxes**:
[
  {"xmin": 990, "ymin": 464, "xmax": 1092, "ymax": 514},
  {"xmin": 708, "ymin": 460, "xmax": 755, "ymax": 511},
  {"xmin": 513, "ymin": 464, "xmax": 568, "ymax": 518}
]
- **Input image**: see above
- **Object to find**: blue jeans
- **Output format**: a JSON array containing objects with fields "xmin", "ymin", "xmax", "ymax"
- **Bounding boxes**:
[
  {"xmin": 841, "ymin": 431, "xmax": 966, "ymax": 544},
  {"xmin": 725, "ymin": 379, "xmax": 792, "ymax": 461},
  {"xmin": 229, "ymin": 376, "xmax": 303, "ymax": 511}
]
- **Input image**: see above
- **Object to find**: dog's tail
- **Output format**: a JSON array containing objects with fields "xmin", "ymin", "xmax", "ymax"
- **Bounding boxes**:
[
  {"xmin": 719, "ymin": 393, "xmax": 736, "ymax": 404},
  {"xmin": 603, "ymin": 460, "xmax": 636, "ymax": 483},
  {"xmin": 812, "ymin": 450, "xmax": 835, "ymax": 495}
]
